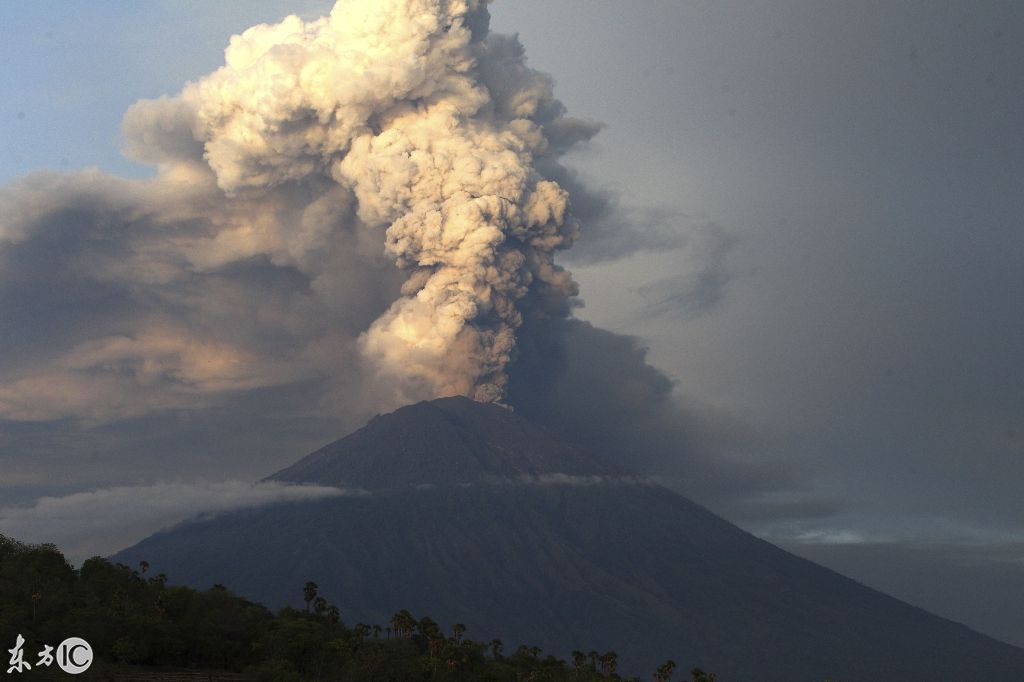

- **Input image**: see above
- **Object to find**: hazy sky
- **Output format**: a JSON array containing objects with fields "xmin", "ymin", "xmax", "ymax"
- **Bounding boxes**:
[{"xmin": 1, "ymin": 0, "xmax": 1022, "ymax": 647}]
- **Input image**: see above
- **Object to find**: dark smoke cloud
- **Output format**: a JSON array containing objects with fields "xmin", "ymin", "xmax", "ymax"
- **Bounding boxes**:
[
  {"xmin": 631, "ymin": 222, "xmax": 735, "ymax": 321},
  {"xmin": 507, "ymin": 317, "xmax": 803, "ymax": 505},
  {"xmin": 539, "ymin": 161, "xmax": 694, "ymax": 266}
]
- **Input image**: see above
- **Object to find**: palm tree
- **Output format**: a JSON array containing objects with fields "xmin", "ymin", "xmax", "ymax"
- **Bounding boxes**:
[
  {"xmin": 138, "ymin": 560, "xmax": 149, "ymax": 575},
  {"xmin": 303, "ymin": 581, "xmax": 318, "ymax": 613},
  {"xmin": 390, "ymin": 609, "xmax": 416, "ymax": 638},
  {"xmin": 491, "ymin": 639, "xmax": 504, "ymax": 660},
  {"xmin": 451, "ymin": 623, "xmax": 466, "ymax": 642},
  {"xmin": 326, "ymin": 604, "xmax": 340, "ymax": 624},
  {"xmin": 599, "ymin": 651, "xmax": 618, "ymax": 675},
  {"xmin": 691, "ymin": 668, "xmax": 716, "ymax": 682},
  {"xmin": 654, "ymin": 659, "xmax": 676, "ymax": 682},
  {"xmin": 313, "ymin": 595, "xmax": 327, "ymax": 616}
]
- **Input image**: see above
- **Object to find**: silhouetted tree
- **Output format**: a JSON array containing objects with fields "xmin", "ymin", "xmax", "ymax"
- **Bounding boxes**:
[
  {"xmin": 655, "ymin": 658, "xmax": 677, "ymax": 682},
  {"xmin": 390, "ymin": 609, "xmax": 416, "ymax": 638},
  {"xmin": 600, "ymin": 650, "xmax": 618, "ymax": 675},
  {"xmin": 1, "ymin": 532, "xmax": 717, "ymax": 682},
  {"xmin": 303, "ymin": 580, "xmax": 318, "ymax": 613}
]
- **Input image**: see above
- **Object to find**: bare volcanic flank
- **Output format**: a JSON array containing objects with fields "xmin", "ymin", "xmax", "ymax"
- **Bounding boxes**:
[
  {"xmin": 113, "ymin": 398, "xmax": 1024, "ymax": 681},
  {"xmin": 270, "ymin": 396, "xmax": 627, "ymax": 489}
]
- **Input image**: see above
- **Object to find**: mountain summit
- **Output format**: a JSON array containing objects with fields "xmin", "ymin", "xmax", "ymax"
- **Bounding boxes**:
[
  {"xmin": 270, "ymin": 396, "xmax": 625, "ymax": 489},
  {"xmin": 114, "ymin": 397, "xmax": 1024, "ymax": 680}
]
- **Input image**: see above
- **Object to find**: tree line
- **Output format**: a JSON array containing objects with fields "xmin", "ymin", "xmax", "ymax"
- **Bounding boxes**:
[{"xmin": 1, "ymin": 534, "xmax": 715, "ymax": 681}]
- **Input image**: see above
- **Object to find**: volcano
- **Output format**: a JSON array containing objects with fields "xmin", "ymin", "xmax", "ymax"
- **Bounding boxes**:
[{"xmin": 113, "ymin": 397, "xmax": 1024, "ymax": 680}]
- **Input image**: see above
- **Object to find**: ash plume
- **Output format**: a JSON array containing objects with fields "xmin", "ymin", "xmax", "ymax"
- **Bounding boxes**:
[
  {"xmin": 0, "ymin": 0, "xmax": 605, "ymax": 416},
  {"xmin": 2, "ymin": 0, "xmax": 760, "ymax": 503},
  {"xmin": 147, "ymin": 0, "xmax": 592, "ymax": 404}
]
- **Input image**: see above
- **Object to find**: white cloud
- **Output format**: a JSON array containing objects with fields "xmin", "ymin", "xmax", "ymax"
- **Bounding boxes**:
[
  {"xmin": 0, "ymin": 480, "xmax": 360, "ymax": 564},
  {"xmin": 756, "ymin": 515, "xmax": 1024, "ymax": 553}
]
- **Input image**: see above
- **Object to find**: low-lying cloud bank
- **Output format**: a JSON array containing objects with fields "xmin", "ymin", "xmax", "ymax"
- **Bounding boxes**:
[{"xmin": 0, "ymin": 480, "xmax": 355, "ymax": 563}]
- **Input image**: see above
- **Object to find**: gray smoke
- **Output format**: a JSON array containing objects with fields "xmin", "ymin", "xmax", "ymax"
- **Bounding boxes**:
[{"xmin": 0, "ymin": 0, "xmax": 606, "ymax": 418}]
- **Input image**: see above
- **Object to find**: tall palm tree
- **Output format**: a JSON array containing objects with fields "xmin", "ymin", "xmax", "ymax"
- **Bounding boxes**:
[
  {"xmin": 390, "ymin": 609, "xmax": 416, "ymax": 638},
  {"xmin": 303, "ymin": 581, "xmax": 318, "ymax": 613},
  {"xmin": 600, "ymin": 651, "xmax": 618, "ymax": 675},
  {"xmin": 655, "ymin": 659, "xmax": 677, "ymax": 682},
  {"xmin": 418, "ymin": 616, "xmax": 442, "ymax": 644}
]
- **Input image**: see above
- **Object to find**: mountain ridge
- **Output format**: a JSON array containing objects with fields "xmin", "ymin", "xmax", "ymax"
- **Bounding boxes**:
[
  {"xmin": 269, "ymin": 396, "xmax": 629, "ymax": 490},
  {"xmin": 113, "ymin": 396, "xmax": 1024, "ymax": 680}
]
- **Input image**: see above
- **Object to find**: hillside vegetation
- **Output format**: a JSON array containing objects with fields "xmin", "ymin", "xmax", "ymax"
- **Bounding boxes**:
[{"xmin": 0, "ymin": 534, "xmax": 713, "ymax": 681}]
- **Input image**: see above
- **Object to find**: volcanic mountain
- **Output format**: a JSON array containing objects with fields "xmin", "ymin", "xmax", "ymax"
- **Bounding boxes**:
[{"xmin": 113, "ymin": 397, "xmax": 1024, "ymax": 680}]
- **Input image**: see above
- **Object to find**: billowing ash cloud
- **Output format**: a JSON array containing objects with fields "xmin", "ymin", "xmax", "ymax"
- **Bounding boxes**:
[
  {"xmin": 0, "ymin": 0, "xmax": 769, "ymax": 516},
  {"xmin": 132, "ymin": 0, "xmax": 591, "ymax": 404},
  {"xmin": 0, "ymin": 0, "xmax": 601, "ymax": 420}
]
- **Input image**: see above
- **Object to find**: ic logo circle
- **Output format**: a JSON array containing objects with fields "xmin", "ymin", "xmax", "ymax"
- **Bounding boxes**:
[{"xmin": 56, "ymin": 637, "xmax": 93, "ymax": 674}]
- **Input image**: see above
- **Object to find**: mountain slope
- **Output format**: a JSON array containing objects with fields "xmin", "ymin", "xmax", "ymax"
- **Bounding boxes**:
[
  {"xmin": 270, "ymin": 397, "xmax": 626, "ymax": 489},
  {"xmin": 113, "ymin": 397, "xmax": 1024, "ymax": 680}
]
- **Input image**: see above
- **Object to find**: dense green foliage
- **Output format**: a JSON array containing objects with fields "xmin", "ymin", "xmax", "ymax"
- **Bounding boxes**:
[{"xmin": 0, "ymin": 535, "xmax": 713, "ymax": 681}]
